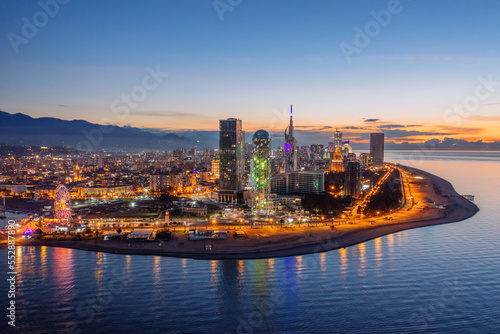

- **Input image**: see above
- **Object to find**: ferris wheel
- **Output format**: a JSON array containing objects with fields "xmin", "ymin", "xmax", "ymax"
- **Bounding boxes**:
[{"xmin": 54, "ymin": 185, "xmax": 72, "ymax": 222}]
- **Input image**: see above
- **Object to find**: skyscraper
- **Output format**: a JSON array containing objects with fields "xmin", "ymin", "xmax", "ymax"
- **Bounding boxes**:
[
  {"xmin": 331, "ymin": 147, "xmax": 344, "ymax": 172},
  {"xmin": 271, "ymin": 171, "xmax": 324, "ymax": 195},
  {"xmin": 327, "ymin": 142, "xmax": 335, "ymax": 159},
  {"xmin": 219, "ymin": 118, "xmax": 244, "ymax": 190},
  {"xmin": 284, "ymin": 105, "xmax": 297, "ymax": 172},
  {"xmin": 211, "ymin": 159, "xmax": 220, "ymax": 179},
  {"xmin": 344, "ymin": 161, "xmax": 361, "ymax": 197},
  {"xmin": 370, "ymin": 133, "xmax": 385, "ymax": 168},
  {"xmin": 334, "ymin": 129, "xmax": 343, "ymax": 148},
  {"xmin": 252, "ymin": 130, "xmax": 271, "ymax": 213}
]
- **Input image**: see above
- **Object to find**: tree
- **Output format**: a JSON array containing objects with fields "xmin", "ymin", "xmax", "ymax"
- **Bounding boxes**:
[
  {"xmin": 93, "ymin": 230, "xmax": 102, "ymax": 240},
  {"xmin": 159, "ymin": 193, "xmax": 178, "ymax": 203},
  {"xmin": 302, "ymin": 193, "xmax": 353, "ymax": 215},
  {"xmin": 156, "ymin": 230, "xmax": 172, "ymax": 241}
]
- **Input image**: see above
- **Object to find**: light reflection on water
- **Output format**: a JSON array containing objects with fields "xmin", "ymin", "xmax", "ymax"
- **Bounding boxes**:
[{"xmin": 1, "ymin": 152, "xmax": 499, "ymax": 333}]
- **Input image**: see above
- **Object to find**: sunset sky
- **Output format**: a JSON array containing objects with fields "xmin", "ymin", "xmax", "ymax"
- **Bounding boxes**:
[{"xmin": 1, "ymin": 0, "xmax": 500, "ymax": 144}]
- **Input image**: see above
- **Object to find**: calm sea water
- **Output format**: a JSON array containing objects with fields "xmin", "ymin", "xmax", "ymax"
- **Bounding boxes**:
[{"xmin": 1, "ymin": 151, "xmax": 499, "ymax": 334}]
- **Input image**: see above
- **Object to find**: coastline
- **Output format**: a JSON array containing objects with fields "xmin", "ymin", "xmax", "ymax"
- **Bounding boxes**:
[{"xmin": 18, "ymin": 165, "xmax": 479, "ymax": 260}]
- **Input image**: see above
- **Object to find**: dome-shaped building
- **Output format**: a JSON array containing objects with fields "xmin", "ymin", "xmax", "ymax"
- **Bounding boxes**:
[{"xmin": 253, "ymin": 129, "xmax": 271, "ymax": 146}]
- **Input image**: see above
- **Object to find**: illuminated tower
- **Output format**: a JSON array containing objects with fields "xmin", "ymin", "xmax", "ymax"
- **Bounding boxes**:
[
  {"xmin": 331, "ymin": 147, "xmax": 344, "ymax": 172},
  {"xmin": 252, "ymin": 130, "xmax": 271, "ymax": 214},
  {"xmin": 334, "ymin": 129, "xmax": 342, "ymax": 148},
  {"xmin": 74, "ymin": 163, "xmax": 81, "ymax": 181},
  {"xmin": 284, "ymin": 104, "xmax": 297, "ymax": 172},
  {"xmin": 211, "ymin": 159, "xmax": 220, "ymax": 179}
]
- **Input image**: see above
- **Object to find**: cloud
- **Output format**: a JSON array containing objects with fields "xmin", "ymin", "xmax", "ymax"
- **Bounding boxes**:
[
  {"xmin": 127, "ymin": 111, "xmax": 200, "ymax": 117},
  {"xmin": 342, "ymin": 126, "xmax": 365, "ymax": 130},
  {"xmin": 383, "ymin": 129, "xmax": 450, "ymax": 138},
  {"xmin": 435, "ymin": 125, "xmax": 484, "ymax": 134},
  {"xmin": 379, "ymin": 124, "xmax": 421, "ymax": 129},
  {"xmin": 294, "ymin": 125, "xmax": 334, "ymax": 130},
  {"xmin": 363, "ymin": 118, "xmax": 380, "ymax": 123},
  {"xmin": 466, "ymin": 115, "xmax": 500, "ymax": 121}
]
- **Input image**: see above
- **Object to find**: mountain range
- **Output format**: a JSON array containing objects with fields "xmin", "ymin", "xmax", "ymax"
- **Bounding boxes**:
[
  {"xmin": 1, "ymin": 111, "xmax": 499, "ymax": 152},
  {"xmin": 0, "ymin": 111, "xmax": 212, "ymax": 151}
]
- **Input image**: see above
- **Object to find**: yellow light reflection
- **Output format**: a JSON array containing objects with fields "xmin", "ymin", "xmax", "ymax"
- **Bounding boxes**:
[
  {"xmin": 268, "ymin": 258, "xmax": 274, "ymax": 276},
  {"xmin": 339, "ymin": 247, "xmax": 348, "ymax": 278},
  {"xmin": 124, "ymin": 255, "xmax": 132, "ymax": 279},
  {"xmin": 358, "ymin": 243, "xmax": 366, "ymax": 273},
  {"xmin": 181, "ymin": 258, "xmax": 188, "ymax": 275},
  {"xmin": 319, "ymin": 253, "xmax": 326, "ymax": 272},
  {"xmin": 296, "ymin": 256, "xmax": 303, "ymax": 273},
  {"xmin": 210, "ymin": 260, "xmax": 220, "ymax": 286},
  {"xmin": 211, "ymin": 260, "xmax": 218, "ymax": 275},
  {"xmin": 396, "ymin": 230, "xmax": 408, "ymax": 247},
  {"xmin": 53, "ymin": 247, "xmax": 76, "ymax": 305},
  {"xmin": 374, "ymin": 237, "xmax": 382, "ymax": 273},
  {"xmin": 40, "ymin": 246, "xmax": 48, "ymax": 279},
  {"xmin": 15, "ymin": 246, "xmax": 23, "ymax": 271},
  {"xmin": 95, "ymin": 252, "xmax": 104, "ymax": 290},
  {"xmin": 238, "ymin": 260, "xmax": 245, "ymax": 277},
  {"xmin": 387, "ymin": 233, "xmax": 394, "ymax": 253},
  {"xmin": 153, "ymin": 256, "xmax": 161, "ymax": 285}
]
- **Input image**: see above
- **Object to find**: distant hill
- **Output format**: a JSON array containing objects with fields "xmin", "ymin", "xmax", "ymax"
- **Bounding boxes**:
[{"xmin": 0, "ymin": 111, "xmax": 213, "ymax": 151}]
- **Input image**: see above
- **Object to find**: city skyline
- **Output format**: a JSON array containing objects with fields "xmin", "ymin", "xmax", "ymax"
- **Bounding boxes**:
[
  {"xmin": 1, "ymin": 0, "xmax": 500, "ymax": 144},
  {"xmin": 0, "ymin": 2, "xmax": 497, "ymax": 334}
]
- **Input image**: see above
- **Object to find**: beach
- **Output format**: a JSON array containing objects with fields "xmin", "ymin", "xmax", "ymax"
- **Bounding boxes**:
[{"xmin": 19, "ymin": 165, "xmax": 479, "ymax": 260}]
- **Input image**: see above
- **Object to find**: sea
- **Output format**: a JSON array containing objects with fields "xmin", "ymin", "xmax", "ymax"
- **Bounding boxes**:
[{"xmin": 1, "ymin": 151, "xmax": 499, "ymax": 334}]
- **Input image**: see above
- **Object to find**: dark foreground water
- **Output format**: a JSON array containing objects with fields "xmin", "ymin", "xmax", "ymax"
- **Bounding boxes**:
[{"xmin": 1, "ymin": 151, "xmax": 500, "ymax": 334}]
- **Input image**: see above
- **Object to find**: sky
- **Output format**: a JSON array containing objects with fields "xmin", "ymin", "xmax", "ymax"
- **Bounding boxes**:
[{"xmin": 1, "ymin": 0, "xmax": 500, "ymax": 144}]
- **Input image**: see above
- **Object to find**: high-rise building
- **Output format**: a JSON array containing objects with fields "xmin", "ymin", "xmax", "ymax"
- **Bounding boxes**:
[
  {"xmin": 219, "ymin": 118, "xmax": 244, "ymax": 190},
  {"xmin": 327, "ymin": 142, "xmax": 335, "ymax": 159},
  {"xmin": 271, "ymin": 171, "xmax": 324, "ymax": 195},
  {"xmin": 211, "ymin": 159, "xmax": 220, "ymax": 179},
  {"xmin": 252, "ymin": 130, "xmax": 271, "ymax": 213},
  {"xmin": 150, "ymin": 173, "xmax": 169, "ymax": 193},
  {"xmin": 334, "ymin": 129, "xmax": 343, "ymax": 148},
  {"xmin": 331, "ymin": 147, "xmax": 344, "ymax": 172},
  {"xmin": 284, "ymin": 105, "xmax": 297, "ymax": 172},
  {"xmin": 310, "ymin": 144, "xmax": 324, "ymax": 161},
  {"xmin": 370, "ymin": 133, "xmax": 385, "ymax": 168},
  {"xmin": 344, "ymin": 161, "xmax": 361, "ymax": 197},
  {"xmin": 173, "ymin": 149, "xmax": 184, "ymax": 160},
  {"xmin": 359, "ymin": 153, "xmax": 373, "ymax": 169}
]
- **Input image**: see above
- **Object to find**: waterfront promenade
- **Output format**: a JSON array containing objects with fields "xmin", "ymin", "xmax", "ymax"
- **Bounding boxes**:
[{"xmin": 18, "ymin": 165, "xmax": 478, "ymax": 259}]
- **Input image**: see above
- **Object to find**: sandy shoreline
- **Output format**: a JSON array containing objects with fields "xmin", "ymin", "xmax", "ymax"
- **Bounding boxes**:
[{"xmin": 19, "ymin": 165, "xmax": 479, "ymax": 260}]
